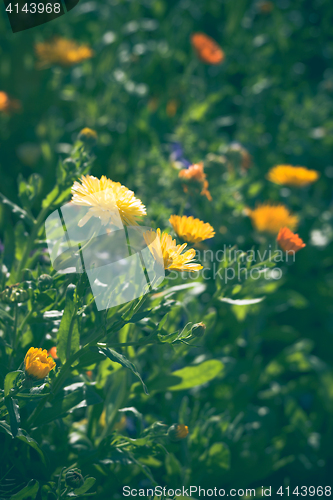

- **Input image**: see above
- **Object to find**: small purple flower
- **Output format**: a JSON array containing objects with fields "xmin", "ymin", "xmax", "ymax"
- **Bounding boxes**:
[{"xmin": 170, "ymin": 142, "xmax": 191, "ymax": 168}]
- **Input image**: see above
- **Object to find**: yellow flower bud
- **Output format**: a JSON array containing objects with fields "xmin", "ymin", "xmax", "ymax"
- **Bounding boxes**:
[
  {"xmin": 24, "ymin": 347, "xmax": 56, "ymax": 380},
  {"xmin": 191, "ymin": 322, "xmax": 206, "ymax": 338},
  {"xmin": 78, "ymin": 127, "xmax": 97, "ymax": 146}
]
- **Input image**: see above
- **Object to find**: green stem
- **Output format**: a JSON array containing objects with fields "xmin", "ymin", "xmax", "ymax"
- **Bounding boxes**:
[
  {"xmin": 12, "ymin": 304, "xmax": 18, "ymax": 350},
  {"xmin": 66, "ymin": 307, "xmax": 78, "ymax": 363},
  {"xmin": 26, "ymin": 346, "xmax": 86, "ymax": 428},
  {"xmin": 16, "ymin": 187, "xmax": 59, "ymax": 281},
  {"xmin": 26, "ymin": 294, "xmax": 148, "ymax": 428},
  {"xmin": 17, "ymin": 307, "xmax": 33, "ymax": 338},
  {"xmin": 178, "ymin": 197, "xmax": 186, "ymax": 217}
]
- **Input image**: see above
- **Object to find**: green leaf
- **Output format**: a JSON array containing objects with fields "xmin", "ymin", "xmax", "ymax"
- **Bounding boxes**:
[
  {"xmin": 73, "ymin": 477, "xmax": 96, "ymax": 495},
  {"xmin": 91, "ymin": 347, "xmax": 148, "ymax": 395},
  {"xmin": 33, "ymin": 382, "xmax": 103, "ymax": 426},
  {"xmin": 128, "ymin": 310, "xmax": 152, "ymax": 323},
  {"xmin": 0, "ymin": 191, "xmax": 34, "ymax": 225},
  {"xmin": 74, "ymin": 349, "xmax": 106, "ymax": 370},
  {"xmin": 0, "ymin": 422, "xmax": 46, "ymax": 465},
  {"xmin": 5, "ymin": 397, "xmax": 20, "ymax": 437},
  {"xmin": 0, "ymin": 304, "xmax": 14, "ymax": 323},
  {"xmin": 16, "ymin": 429, "xmax": 47, "ymax": 466},
  {"xmin": 148, "ymin": 360, "xmax": 224, "ymax": 392},
  {"xmin": 57, "ymin": 284, "xmax": 80, "ymax": 364},
  {"xmin": 153, "ymin": 282, "xmax": 206, "ymax": 298},
  {"xmin": 219, "ymin": 297, "xmax": 265, "ymax": 305},
  {"xmin": 18, "ymin": 173, "xmax": 42, "ymax": 209},
  {"xmin": 41, "ymin": 185, "xmax": 59, "ymax": 209},
  {"xmin": 10, "ymin": 479, "xmax": 39, "ymax": 500},
  {"xmin": 184, "ymin": 92, "xmax": 224, "ymax": 122},
  {"xmin": 199, "ymin": 442, "xmax": 230, "ymax": 470},
  {"xmin": 14, "ymin": 221, "xmax": 28, "ymax": 262},
  {"xmin": 0, "ymin": 420, "xmax": 13, "ymax": 436},
  {"xmin": 4, "ymin": 370, "xmax": 22, "ymax": 397}
]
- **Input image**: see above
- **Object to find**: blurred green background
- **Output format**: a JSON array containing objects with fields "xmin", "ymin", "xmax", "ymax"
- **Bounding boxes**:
[{"xmin": 1, "ymin": 0, "xmax": 333, "ymax": 498}]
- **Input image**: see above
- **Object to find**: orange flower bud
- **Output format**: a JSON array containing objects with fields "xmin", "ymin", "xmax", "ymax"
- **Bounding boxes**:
[
  {"xmin": 179, "ymin": 163, "xmax": 212, "ymax": 201},
  {"xmin": 168, "ymin": 424, "xmax": 189, "ymax": 442}
]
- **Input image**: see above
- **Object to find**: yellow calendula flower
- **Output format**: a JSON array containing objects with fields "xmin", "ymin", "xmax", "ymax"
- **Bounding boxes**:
[
  {"xmin": 35, "ymin": 37, "xmax": 93, "ymax": 67},
  {"xmin": 144, "ymin": 228, "xmax": 202, "ymax": 272},
  {"xmin": 169, "ymin": 215, "xmax": 215, "ymax": 244},
  {"xmin": 246, "ymin": 203, "xmax": 299, "ymax": 234},
  {"xmin": 267, "ymin": 165, "xmax": 320, "ymax": 187},
  {"xmin": 71, "ymin": 175, "xmax": 146, "ymax": 227},
  {"xmin": 24, "ymin": 347, "xmax": 56, "ymax": 379}
]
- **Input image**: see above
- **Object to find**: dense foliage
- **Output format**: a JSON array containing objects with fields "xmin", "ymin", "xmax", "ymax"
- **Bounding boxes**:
[{"xmin": 1, "ymin": 0, "xmax": 333, "ymax": 498}]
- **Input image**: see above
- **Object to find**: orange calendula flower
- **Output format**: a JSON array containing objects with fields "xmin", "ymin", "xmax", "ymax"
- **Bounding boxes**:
[
  {"xmin": 166, "ymin": 100, "xmax": 178, "ymax": 117},
  {"xmin": 0, "ymin": 91, "xmax": 9, "ymax": 112},
  {"xmin": 191, "ymin": 33, "xmax": 224, "ymax": 65},
  {"xmin": 35, "ymin": 37, "xmax": 94, "ymax": 68},
  {"xmin": 0, "ymin": 91, "xmax": 21, "ymax": 114},
  {"xmin": 179, "ymin": 162, "xmax": 212, "ymax": 201},
  {"xmin": 267, "ymin": 165, "xmax": 320, "ymax": 187},
  {"xmin": 147, "ymin": 97, "xmax": 159, "ymax": 113},
  {"xmin": 71, "ymin": 174, "xmax": 146, "ymax": 227},
  {"xmin": 246, "ymin": 203, "xmax": 299, "ymax": 234},
  {"xmin": 144, "ymin": 228, "xmax": 202, "ymax": 272},
  {"xmin": 169, "ymin": 215, "xmax": 215, "ymax": 244},
  {"xmin": 24, "ymin": 347, "xmax": 56, "ymax": 379},
  {"xmin": 47, "ymin": 346, "xmax": 58, "ymax": 359},
  {"xmin": 277, "ymin": 227, "xmax": 306, "ymax": 253},
  {"xmin": 257, "ymin": 1, "xmax": 274, "ymax": 13}
]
